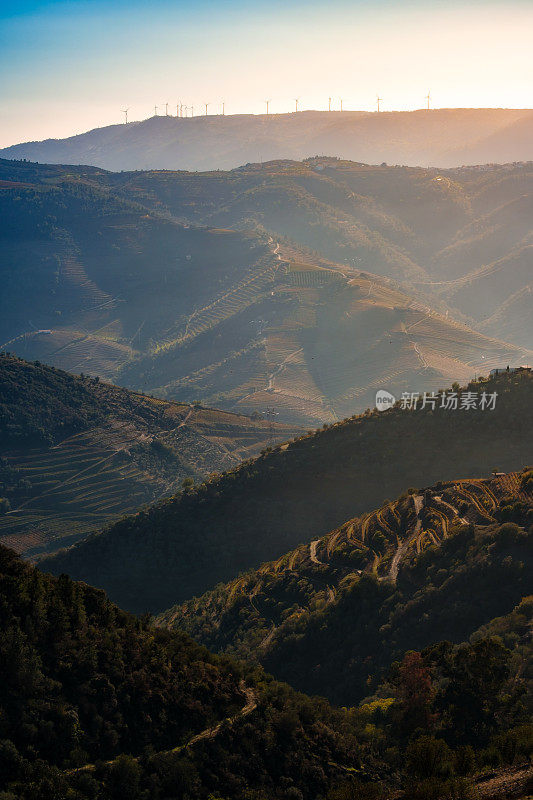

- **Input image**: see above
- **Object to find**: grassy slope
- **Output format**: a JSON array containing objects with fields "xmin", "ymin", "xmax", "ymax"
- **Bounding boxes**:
[
  {"xmin": 0, "ymin": 355, "xmax": 300, "ymax": 557},
  {"xmin": 159, "ymin": 469, "xmax": 533, "ymax": 705},
  {"xmin": 41, "ymin": 372, "xmax": 533, "ymax": 614}
]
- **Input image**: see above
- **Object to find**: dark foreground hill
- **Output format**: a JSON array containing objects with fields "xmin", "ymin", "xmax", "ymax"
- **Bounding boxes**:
[
  {"xmin": 2, "ymin": 109, "xmax": 532, "ymax": 171},
  {"xmin": 2, "ymin": 523, "xmax": 532, "ymax": 798},
  {"xmin": 160, "ymin": 469, "xmax": 533, "ymax": 706},
  {"xmin": 0, "ymin": 545, "xmax": 367, "ymax": 799},
  {"xmin": 42, "ymin": 371, "xmax": 533, "ymax": 613},
  {"xmin": 0, "ymin": 355, "xmax": 299, "ymax": 556}
]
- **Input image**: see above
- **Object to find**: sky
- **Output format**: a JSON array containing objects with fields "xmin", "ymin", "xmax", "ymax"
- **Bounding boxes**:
[{"xmin": 1, "ymin": 0, "xmax": 532, "ymax": 148}]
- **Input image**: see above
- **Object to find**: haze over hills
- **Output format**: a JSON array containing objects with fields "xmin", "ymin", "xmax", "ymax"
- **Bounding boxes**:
[
  {"xmin": 159, "ymin": 468, "xmax": 533, "ymax": 706},
  {"xmin": 41, "ymin": 371, "xmax": 533, "ymax": 613},
  {"xmin": 0, "ymin": 355, "xmax": 299, "ymax": 557},
  {"xmin": 2, "ymin": 109, "xmax": 533, "ymax": 172},
  {"xmin": 1, "ymin": 158, "xmax": 531, "ymax": 426}
]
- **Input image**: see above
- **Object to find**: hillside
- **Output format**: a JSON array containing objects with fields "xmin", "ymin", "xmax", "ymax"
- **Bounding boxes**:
[
  {"xmin": 0, "ymin": 545, "xmax": 369, "ymax": 799},
  {"xmin": 1, "ymin": 158, "xmax": 531, "ymax": 427},
  {"xmin": 41, "ymin": 371, "xmax": 533, "ymax": 613},
  {"xmin": 1, "ymin": 109, "xmax": 532, "ymax": 171},
  {"xmin": 104, "ymin": 157, "xmax": 533, "ymax": 349},
  {"xmin": 0, "ymin": 355, "xmax": 299, "ymax": 557},
  {"xmin": 160, "ymin": 469, "xmax": 533, "ymax": 706},
  {"xmin": 3, "ymin": 544, "xmax": 531, "ymax": 800}
]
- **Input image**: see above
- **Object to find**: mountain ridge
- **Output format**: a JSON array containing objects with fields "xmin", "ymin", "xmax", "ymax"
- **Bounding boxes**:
[{"xmin": 2, "ymin": 109, "xmax": 532, "ymax": 172}]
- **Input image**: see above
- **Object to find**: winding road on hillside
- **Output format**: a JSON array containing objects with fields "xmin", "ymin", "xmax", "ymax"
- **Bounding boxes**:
[
  {"xmin": 67, "ymin": 680, "xmax": 258, "ymax": 776},
  {"xmin": 388, "ymin": 494, "xmax": 423, "ymax": 582},
  {"xmin": 266, "ymin": 346, "xmax": 304, "ymax": 391}
]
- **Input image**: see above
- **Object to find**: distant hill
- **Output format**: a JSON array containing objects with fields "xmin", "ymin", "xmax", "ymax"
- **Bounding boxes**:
[
  {"xmin": 1, "ymin": 158, "xmax": 531, "ymax": 426},
  {"xmin": 1, "ymin": 109, "xmax": 532, "ymax": 171},
  {"xmin": 0, "ymin": 355, "xmax": 299, "ymax": 557},
  {"xmin": 41, "ymin": 371, "xmax": 533, "ymax": 613},
  {"xmin": 160, "ymin": 468, "xmax": 533, "ymax": 705}
]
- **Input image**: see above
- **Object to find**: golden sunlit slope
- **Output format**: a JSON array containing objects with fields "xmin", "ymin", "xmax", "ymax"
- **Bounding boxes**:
[
  {"xmin": 139, "ymin": 244, "xmax": 532, "ymax": 425},
  {"xmin": 1, "ymin": 158, "xmax": 531, "ymax": 427},
  {"xmin": 0, "ymin": 355, "xmax": 300, "ymax": 557},
  {"xmin": 158, "ymin": 469, "xmax": 533, "ymax": 706}
]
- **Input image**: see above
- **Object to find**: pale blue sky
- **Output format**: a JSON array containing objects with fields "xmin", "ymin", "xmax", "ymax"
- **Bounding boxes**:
[{"xmin": 1, "ymin": 0, "xmax": 532, "ymax": 147}]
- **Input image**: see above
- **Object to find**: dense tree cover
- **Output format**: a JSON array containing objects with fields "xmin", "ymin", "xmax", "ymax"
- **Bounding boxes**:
[
  {"xmin": 43, "ymin": 372, "xmax": 533, "ymax": 612},
  {"xmin": 0, "ymin": 354, "xmax": 104, "ymax": 446},
  {"xmin": 0, "ymin": 545, "xmax": 373, "ymax": 799},
  {"xmin": 1, "ymin": 546, "xmax": 531, "ymax": 799}
]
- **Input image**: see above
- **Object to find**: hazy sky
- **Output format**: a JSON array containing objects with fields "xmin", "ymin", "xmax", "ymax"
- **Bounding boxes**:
[{"xmin": 1, "ymin": 0, "xmax": 532, "ymax": 147}]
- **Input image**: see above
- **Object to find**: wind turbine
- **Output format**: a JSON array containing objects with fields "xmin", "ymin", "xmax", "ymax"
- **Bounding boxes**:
[
  {"xmin": 205, "ymin": 102, "xmax": 209, "ymax": 116},
  {"xmin": 340, "ymin": 98, "xmax": 343, "ymax": 112},
  {"xmin": 222, "ymin": 101, "xmax": 225, "ymax": 115},
  {"xmin": 376, "ymin": 95, "xmax": 383, "ymax": 112},
  {"xmin": 265, "ymin": 99, "xmax": 271, "ymax": 115},
  {"xmin": 425, "ymin": 90, "xmax": 431, "ymax": 110},
  {"xmin": 294, "ymin": 98, "xmax": 299, "ymax": 112},
  {"xmin": 328, "ymin": 96, "xmax": 331, "ymax": 112},
  {"xmin": 165, "ymin": 102, "xmax": 169, "ymax": 116},
  {"xmin": 191, "ymin": 104, "xmax": 194, "ymax": 116},
  {"xmin": 154, "ymin": 105, "xmax": 158, "ymax": 116},
  {"xmin": 121, "ymin": 108, "xmax": 129, "ymax": 124}
]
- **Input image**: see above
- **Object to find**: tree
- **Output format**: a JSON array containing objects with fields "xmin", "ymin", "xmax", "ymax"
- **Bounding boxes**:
[{"xmin": 393, "ymin": 651, "xmax": 435, "ymax": 736}]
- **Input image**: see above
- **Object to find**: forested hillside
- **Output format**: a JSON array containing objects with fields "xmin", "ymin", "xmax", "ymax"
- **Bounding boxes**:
[
  {"xmin": 0, "ymin": 355, "xmax": 299, "ymax": 556},
  {"xmin": 2, "ymin": 520, "xmax": 532, "ymax": 798},
  {"xmin": 0, "ymin": 545, "xmax": 367, "ymax": 799},
  {"xmin": 42, "ymin": 371, "xmax": 533, "ymax": 613},
  {"xmin": 161, "ymin": 469, "xmax": 533, "ymax": 705}
]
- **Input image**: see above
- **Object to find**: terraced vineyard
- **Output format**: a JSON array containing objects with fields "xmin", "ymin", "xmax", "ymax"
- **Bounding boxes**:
[
  {"xmin": 2, "ymin": 158, "xmax": 531, "ymax": 428},
  {"xmin": 159, "ymin": 468, "xmax": 533, "ymax": 703},
  {"xmin": 0, "ymin": 356, "xmax": 301, "ymax": 556}
]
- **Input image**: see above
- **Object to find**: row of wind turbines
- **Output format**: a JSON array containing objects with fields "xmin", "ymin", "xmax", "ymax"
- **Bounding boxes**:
[{"xmin": 120, "ymin": 93, "xmax": 432, "ymax": 124}]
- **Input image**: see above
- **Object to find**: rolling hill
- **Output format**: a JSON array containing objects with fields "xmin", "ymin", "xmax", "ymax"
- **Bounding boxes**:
[
  {"xmin": 0, "ymin": 544, "xmax": 371, "ymax": 800},
  {"xmin": 1, "ymin": 109, "xmax": 532, "ymax": 171},
  {"xmin": 41, "ymin": 371, "xmax": 533, "ymax": 614},
  {"xmin": 3, "ymin": 542, "xmax": 531, "ymax": 799},
  {"xmin": 0, "ymin": 355, "xmax": 299, "ymax": 557},
  {"xmin": 1, "ymin": 158, "xmax": 531, "ymax": 427},
  {"xmin": 159, "ymin": 468, "xmax": 533, "ymax": 706}
]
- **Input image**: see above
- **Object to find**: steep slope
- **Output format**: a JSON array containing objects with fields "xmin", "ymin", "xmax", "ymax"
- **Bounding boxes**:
[
  {"xmin": 41, "ymin": 371, "xmax": 533, "ymax": 613},
  {"xmin": 3, "ymin": 545, "xmax": 530, "ymax": 800},
  {"xmin": 2, "ymin": 158, "xmax": 531, "ymax": 428},
  {"xmin": 1, "ymin": 108, "xmax": 531, "ymax": 171},
  {"xmin": 160, "ymin": 469, "xmax": 533, "ymax": 705},
  {"xmin": 0, "ymin": 159, "xmax": 279, "ymax": 386},
  {"xmin": 0, "ymin": 545, "xmax": 371, "ymax": 800},
  {"xmin": 0, "ymin": 355, "xmax": 299, "ymax": 557}
]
